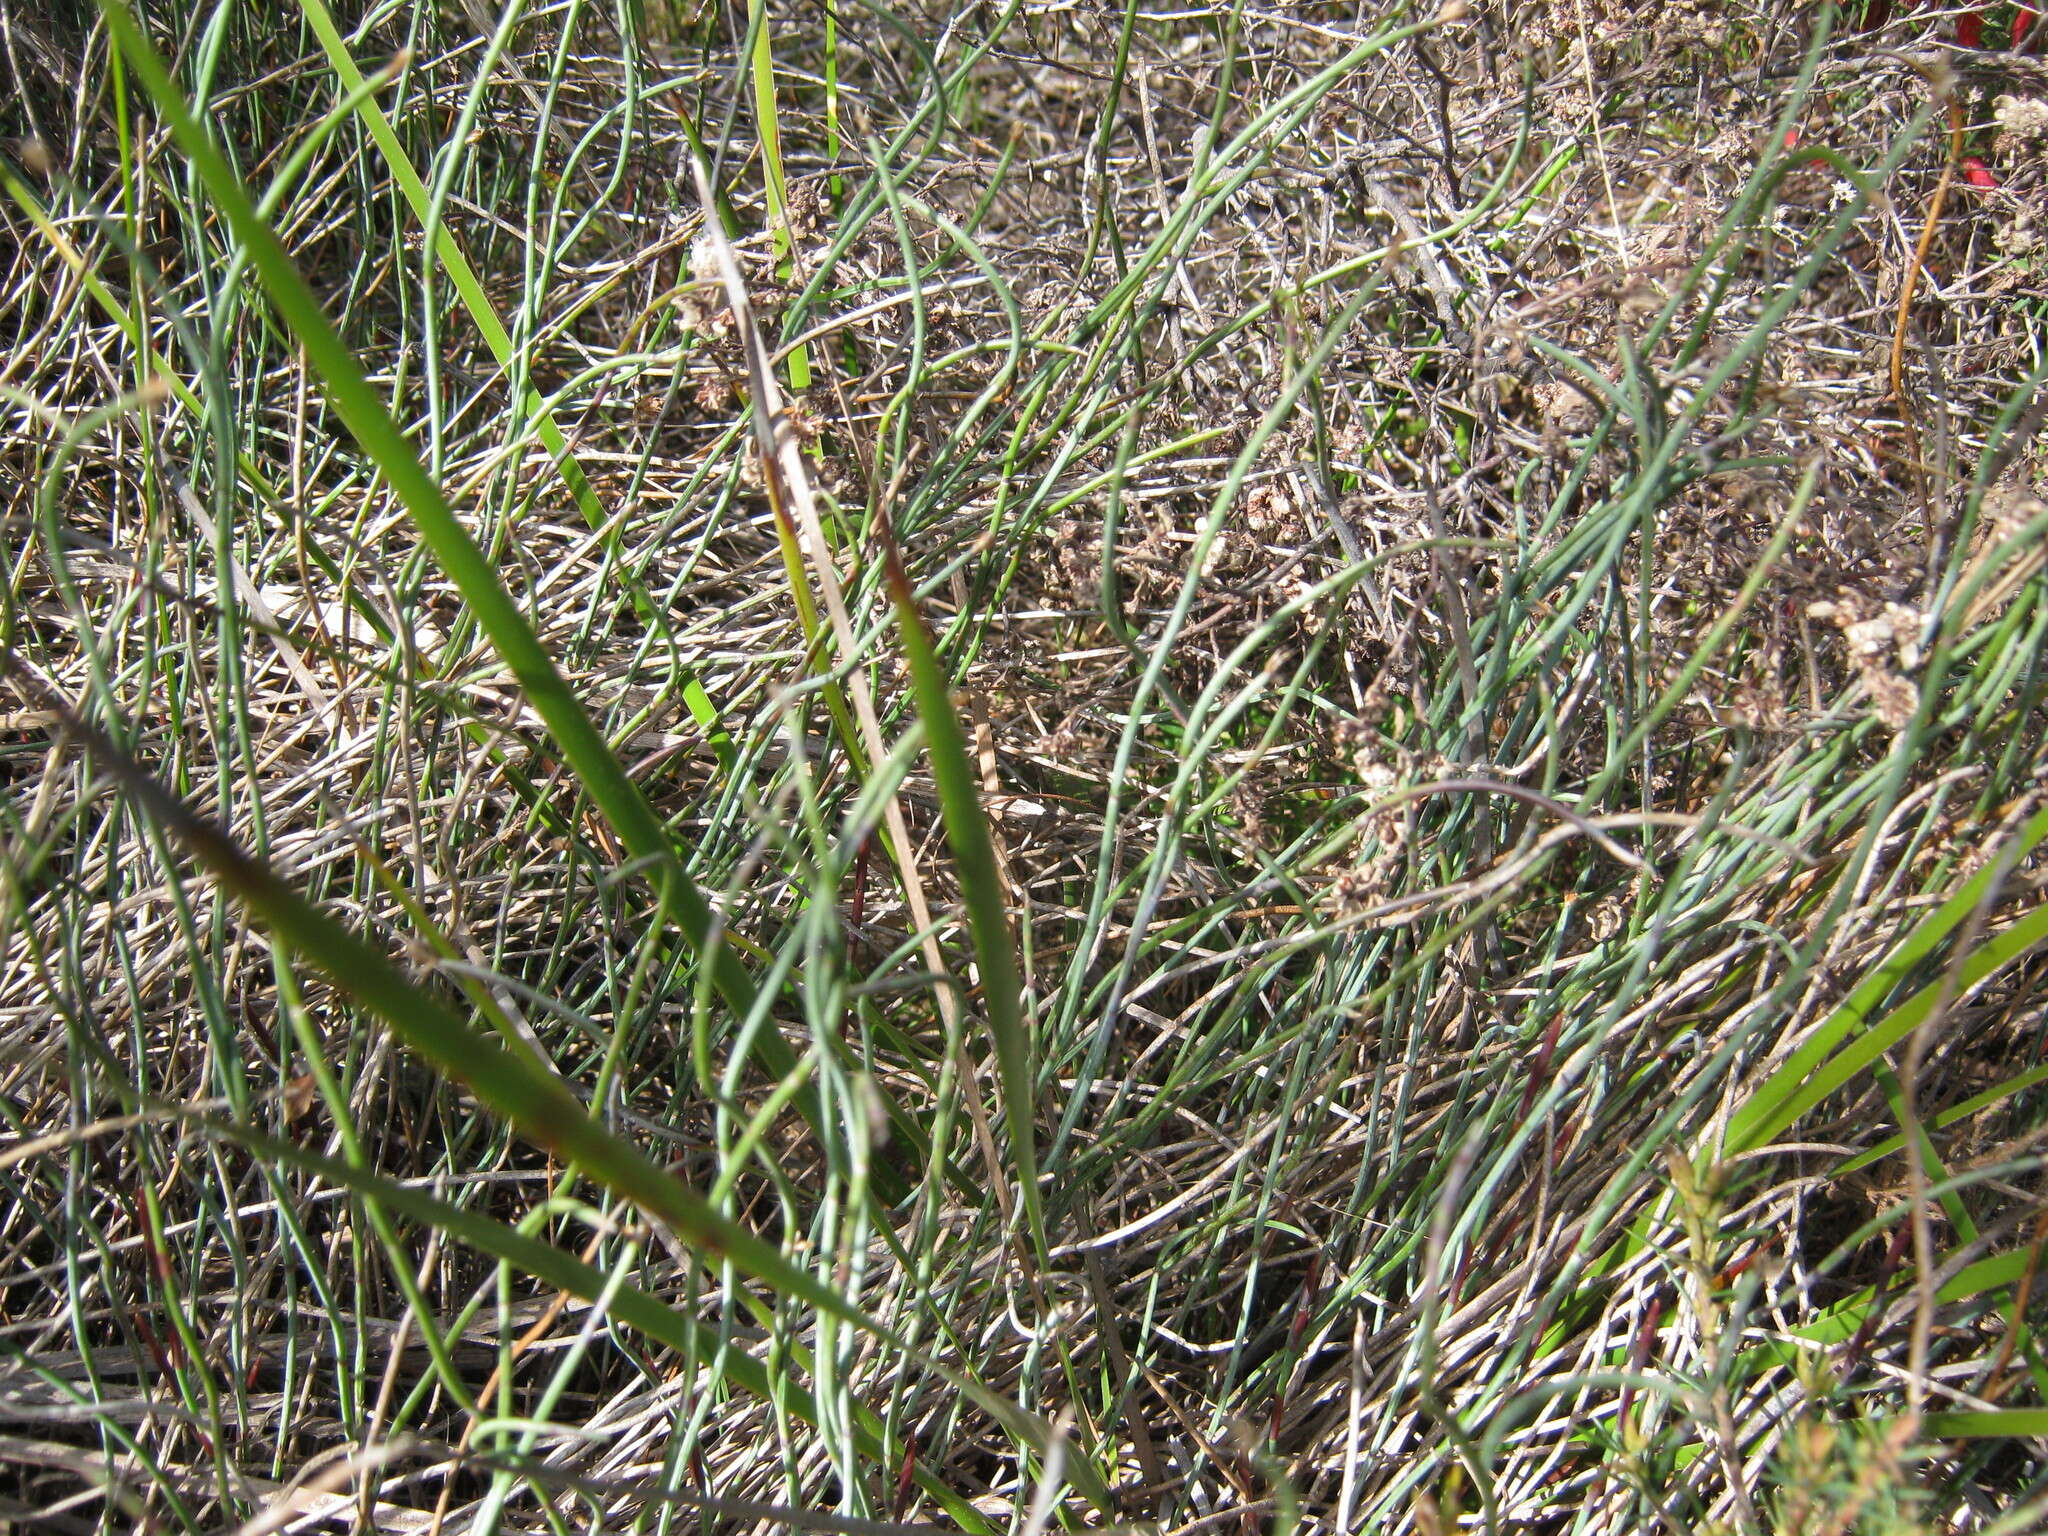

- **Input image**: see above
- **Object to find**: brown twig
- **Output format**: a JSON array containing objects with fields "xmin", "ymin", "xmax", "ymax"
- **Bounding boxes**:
[{"xmin": 1887, "ymin": 75, "xmax": 1967, "ymax": 514}]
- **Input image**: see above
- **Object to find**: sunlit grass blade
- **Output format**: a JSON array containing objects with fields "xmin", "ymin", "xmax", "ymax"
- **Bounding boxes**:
[
  {"xmin": 41, "ymin": 678, "xmax": 832, "ymax": 1310},
  {"xmin": 96, "ymin": 0, "xmax": 755, "ymax": 1016},
  {"xmin": 1723, "ymin": 803, "xmax": 2048, "ymax": 1157},
  {"xmin": 292, "ymin": 0, "xmax": 743, "ymax": 767},
  {"xmin": 880, "ymin": 548, "xmax": 1043, "ymax": 1263},
  {"xmin": 1919, "ymin": 1411, "xmax": 2048, "ymax": 1438},
  {"xmin": 176, "ymin": 1117, "xmax": 999, "ymax": 1533},
  {"xmin": 26, "ymin": 677, "xmax": 1108, "ymax": 1512},
  {"xmin": 292, "ymin": 0, "xmax": 614, "ymax": 530},
  {"xmin": 746, "ymin": 0, "xmax": 808, "ymax": 388},
  {"xmin": 1727, "ymin": 899, "xmax": 2048, "ymax": 1156},
  {"xmin": 1836, "ymin": 1060, "xmax": 2048, "ymax": 1175}
]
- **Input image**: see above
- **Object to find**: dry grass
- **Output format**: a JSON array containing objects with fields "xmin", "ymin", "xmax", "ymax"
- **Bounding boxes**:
[{"xmin": 3, "ymin": 0, "xmax": 2048, "ymax": 1532}]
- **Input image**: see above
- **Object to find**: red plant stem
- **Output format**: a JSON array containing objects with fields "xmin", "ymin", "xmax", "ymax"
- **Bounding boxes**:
[
  {"xmin": 891, "ymin": 1431, "xmax": 920, "ymax": 1522},
  {"xmin": 846, "ymin": 832, "xmax": 872, "ymax": 954},
  {"xmin": 1614, "ymin": 1293, "xmax": 1668, "ymax": 1440}
]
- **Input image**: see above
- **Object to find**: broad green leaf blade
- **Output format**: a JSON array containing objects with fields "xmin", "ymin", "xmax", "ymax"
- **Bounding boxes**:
[
  {"xmin": 883, "ymin": 558, "xmax": 1043, "ymax": 1262},
  {"xmin": 1918, "ymin": 1410, "xmax": 2048, "ymax": 1438},
  {"xmin": 50, "ymin": 702, "xmax": 1107, "ymax": 1510},
  {"xmin": 1724, "ymin": 803, "xmax": 2048, "ymax": 1156},
  {"xmin": 293, "ymin": 0, "xmax": 617, "ymax": 535},
  {"xmin": 29, "ymin": 660, "xmax": 1108, "ymax": 1512},
  {"xmin": 1837, "ymin": 1060, "xmax": 2048, "ymax": 1175},
  {"xmin": 189, "ymin": 1118, "xmax": 996, "ymax": 1534},
  {"xmin": 292, "ymin": 0, "xmax": 742, "ymax": 773},
  {"xmin": 96, "ymin": 0, "xmax": 756, "ymax": 1018},
  {"xmin": 89, "ymin": 737, "xmax": 848, "ymax": 1319},
  {"xmin": 1727, "ymin": 894, "xmax": 2048, "ymax": 1158}
]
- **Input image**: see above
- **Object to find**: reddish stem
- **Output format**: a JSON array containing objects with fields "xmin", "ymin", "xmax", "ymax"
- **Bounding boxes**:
[{"xmin": 891, "ymin": 1432, "xmax": 920, "ymax": 1522}]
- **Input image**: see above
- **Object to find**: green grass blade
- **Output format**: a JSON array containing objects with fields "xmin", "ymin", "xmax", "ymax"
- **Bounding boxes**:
[
  {"xmin": 746, "ymin": 0, "xmax": 808, "ymax": 388},
  {"xmin": 64, "ymin": 707, "xmax": 837, "ymax": 1316},
  {"xmin": 293, "ymin": 0, "xmax": 740, "ymax": 764},
  {"xmin": 184, "ymin": 1117, "xmax": 998, "ymax": 1532},
  {"xmin": 96, "ymin": 0, "xmax": 756, "ymax": 1017},
  {"xmin": 33, "ymin": 688, "xmax": 1105, "ymax": 1510},
  {"xmin": 292, "ymin": 0, "xmax": 608, "ymax": 533},
  {"xmin": 1918, "ymin": 1411, "xmax": 2048, "ymax": 1438},
  {"xmin": 1726, "ymin": 897, "xmax": 2048, "ymax": 1158},
  {"xmin": 1723, "ymin": 804, "xmax": 2048, "ymax": 1156},
  {"xmin": 1837, "ymin": 1060, "xmax": 2048, "ymax": 1175},
  {"xmin": 881, "ymin": 553, "xmax": 1043, "ymax": 1263}
]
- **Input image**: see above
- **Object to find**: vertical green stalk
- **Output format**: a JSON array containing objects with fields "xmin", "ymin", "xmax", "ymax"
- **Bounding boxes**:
[
  {"xmin": 823, "ymin": 0, "xmax": 842, "ymax": 199},
  {"xmin": 748, "ymin": 0, "xmax": 810, "ymax": 389},
  {"xmin": 94, "ymin": 0, "xmax": 760, "ymax": 1019},
  {"xmin": 880, "ymin": 548, "xmax": 1045, "ymax": 1266}
]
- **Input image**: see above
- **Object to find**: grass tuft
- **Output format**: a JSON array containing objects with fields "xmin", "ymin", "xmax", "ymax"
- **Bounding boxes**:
[{"xmin": 3, "ymin": 0, "xmax": 2047, "ymax": 1530}]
